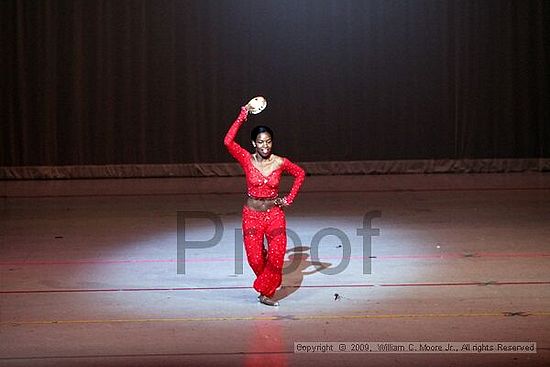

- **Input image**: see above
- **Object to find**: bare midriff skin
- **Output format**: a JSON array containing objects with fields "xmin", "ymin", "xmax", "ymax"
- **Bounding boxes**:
[{"xmin": 246, "ymin": 197, "xmax": 277, "ymax": 211}]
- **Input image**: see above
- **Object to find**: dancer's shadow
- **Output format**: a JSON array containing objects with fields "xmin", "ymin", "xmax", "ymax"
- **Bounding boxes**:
[{"xmin": 274, "ymin": 246, "xmax": 332, "ymax": 301}]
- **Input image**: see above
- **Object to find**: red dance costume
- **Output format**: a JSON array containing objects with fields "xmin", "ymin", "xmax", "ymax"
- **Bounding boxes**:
[{"xmin": 224, "ymin": 107, "xmax": 305, "ymax": 297}]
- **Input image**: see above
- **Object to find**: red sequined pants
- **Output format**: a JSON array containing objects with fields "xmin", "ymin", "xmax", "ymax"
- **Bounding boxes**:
[{"xmin": 242, "ymin": 205, "xmax": 287, "ymax": 298}]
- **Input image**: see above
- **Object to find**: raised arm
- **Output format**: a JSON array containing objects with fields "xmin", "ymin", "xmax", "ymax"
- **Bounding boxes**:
[
  {"xmin": 281, "ymin": 158, "xmax": 306, "ymax": 205},
  {"xmin": 224, "ymin": 107, "xmax": 250, "ymax": 165}
]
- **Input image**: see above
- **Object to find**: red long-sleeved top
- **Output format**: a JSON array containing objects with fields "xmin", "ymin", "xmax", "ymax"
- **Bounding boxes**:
[{"xmin": 224, "ymin": 107, "xmax": 305, "ymax": 204}]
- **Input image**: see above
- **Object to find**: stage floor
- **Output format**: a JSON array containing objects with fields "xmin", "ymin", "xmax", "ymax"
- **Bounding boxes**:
[{"xmin": 1, "ymin": 173, "xmax": 549, "ymax": 366}]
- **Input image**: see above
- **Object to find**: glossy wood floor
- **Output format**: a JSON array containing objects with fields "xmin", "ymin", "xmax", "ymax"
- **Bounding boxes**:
[{"xmin": 1, "ymin": 173, "xmax": 549, "ymax": 366}]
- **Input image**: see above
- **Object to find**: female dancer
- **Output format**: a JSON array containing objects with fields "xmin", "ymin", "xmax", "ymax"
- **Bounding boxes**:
[{"xmin": 224, "ymin": 102, "xmax": 305, "ymax": 306}]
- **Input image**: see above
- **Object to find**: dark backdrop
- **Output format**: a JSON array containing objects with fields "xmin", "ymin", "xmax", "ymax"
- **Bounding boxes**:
[{"xmin": 2, "ymin": 0, "xmax": 549, "ymax": 166}]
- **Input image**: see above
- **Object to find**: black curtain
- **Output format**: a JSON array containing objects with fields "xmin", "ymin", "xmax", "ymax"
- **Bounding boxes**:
[{"xmin": 2, "ymin": 0, "xmax": 549, "ymax": 166}]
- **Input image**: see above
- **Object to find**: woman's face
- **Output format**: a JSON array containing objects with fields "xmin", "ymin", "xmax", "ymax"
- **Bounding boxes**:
[{"xmin": 253, "ymin": 132, "xmax": 272, "ymax": 159}]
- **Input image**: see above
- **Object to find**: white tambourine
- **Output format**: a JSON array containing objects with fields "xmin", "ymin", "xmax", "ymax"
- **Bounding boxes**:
[{"xmin": 246, "ymin": 96, "xmax": 267, "ymax": 114}]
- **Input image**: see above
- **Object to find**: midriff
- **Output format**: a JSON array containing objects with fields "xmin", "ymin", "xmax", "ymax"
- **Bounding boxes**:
[{"xmin": 246, "ymin": 194, "xmax": 277, "ymax": 212}]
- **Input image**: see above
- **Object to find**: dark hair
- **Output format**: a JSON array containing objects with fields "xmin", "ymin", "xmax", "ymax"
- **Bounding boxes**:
[{"xmin": 251, "ymin": 125, "xmax": 274, "ymax": 141}]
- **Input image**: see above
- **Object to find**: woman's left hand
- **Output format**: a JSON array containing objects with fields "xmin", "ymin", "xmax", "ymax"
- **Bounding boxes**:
[{"xmin": 274, "ymin": 197, "xmax": 289, "ymax": 207}]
